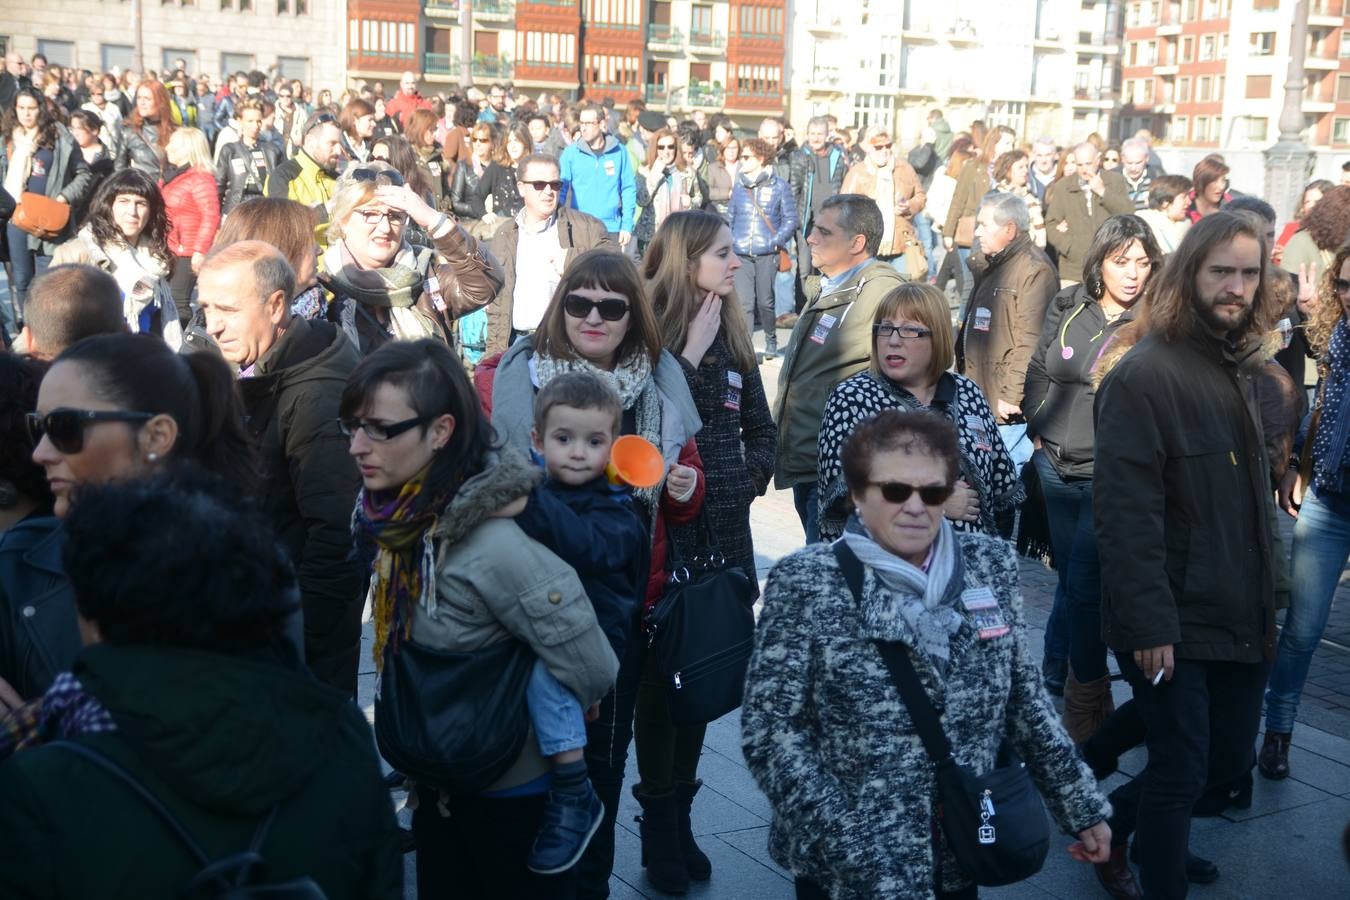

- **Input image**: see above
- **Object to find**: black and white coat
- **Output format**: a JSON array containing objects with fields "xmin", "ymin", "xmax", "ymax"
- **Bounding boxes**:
[
  {"xmin": 741, "ymin": 534, "xmax": 1109, "ymax": 899},
  {"xmin": 816, "ymin": 371, "xmax": 1022, "ymax": 542}
]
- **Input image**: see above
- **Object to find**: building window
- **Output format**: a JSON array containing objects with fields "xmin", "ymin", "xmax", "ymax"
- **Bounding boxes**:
[
  {"xmin": 1338, "ymin": 75, "xmax": 1350, "ymax": 102},
  {"xmin": 277, "ymin": 56, "xmax": 309, "ymax": 82},
  {"xmin": 1333, "ymin": 117, "xmax": 1350, "ymax": 144},
  {"xmin": 36, "ymin": 39, "xmax": 74, "ymax": 66},
  {"xmin": 162, "ymin": 49, "xmax": 196, "ymax": 73},
  {"xmin": 1198, "ymin": 75, "xmax": 1211, "ymax": 101},
  {"xmin": 1250, "ymin": 32, "xmax": 1275, "ymax": 55},
  {"xmin": 1247, "ymin": 117, "xmax": 1268, "ymax": 142},
  {"xmin": 1181, "ymin": 0, "xmax": 1197, "ymax": 19},
  {"xmin": 1341, "ymin": 31, "xmax": 1350, "ymax": 58},
  {"xmin": 221, "ymin": 52, "xmax": 254, "ymax": 77},
  {"xmin": 1194, "ymin": 115, "xmax": 1208, "ymax": 140},
  {"xmin": 1177, "ymin": 76, "xmax": 1191, "ymax": 102},
  {"xmin": 1199, "ymin": 35, "xmax": 1215, "ymax": 60},
  {"xmin": 101, "ymin": 44, "xmax": 134, "ymax": 73},
  {"xmin": 1246, "ymin": 75, "xmax": 1271, "ymax": 98},
  {"xmin": 1180, "ymin": 36, "xmax": 1194, "ymax": 62},
  {"xmin": 1172, "ymin": 115, "xmax": 1189, "ymax": 142}
]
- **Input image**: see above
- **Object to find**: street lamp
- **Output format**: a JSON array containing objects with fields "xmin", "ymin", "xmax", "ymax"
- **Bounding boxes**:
[{"xmin": 1263, "ymin": 0, "xmax": 1315, "ymax": 224}]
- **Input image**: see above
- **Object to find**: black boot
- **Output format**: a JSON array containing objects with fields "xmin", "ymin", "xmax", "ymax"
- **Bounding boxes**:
[
  {"xmin": 674, "ymin": 780, "xmax": 712, "ymax": 881},
  {"xmin": 1258, "ymin": 730, "xmax": 1291, "ymax": 780},
  {"xmin": 633, "ymin": 786, "xmax": 689, "ymax": 895}
]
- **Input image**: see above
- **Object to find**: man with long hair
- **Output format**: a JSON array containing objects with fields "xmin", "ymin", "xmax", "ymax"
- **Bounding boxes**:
[{"xmin": 1093, "ymin": 211, "xmax": 1281, "ymax": 898}]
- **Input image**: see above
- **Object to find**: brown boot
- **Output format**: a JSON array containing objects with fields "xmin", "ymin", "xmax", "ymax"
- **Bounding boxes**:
[
  {"xmin": 1063, "ymin": 670, "xmax": 1116, "ymax": 745},
  {"xmin": 1258, "ymin": 731, "xmax": 1291, "ymax": 780},
  {"xmin": 1094, "ymin": 844, "xmax": 1142, "ymax": 899}
]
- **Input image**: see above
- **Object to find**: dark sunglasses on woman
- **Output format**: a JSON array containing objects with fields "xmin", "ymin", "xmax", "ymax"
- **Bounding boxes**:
[
  {"xmin": 867, "ymin": 480, "xmax": 955, "ymax": 506},
  {"xmin": 562, "ymin": 294, "xmax": 630, "ymax": 321},
  {"xmin": 348, "ymin": 166, "xmax": 406, "ymax": 187},
  {"xmin": 27, "ymin": 409, "xmax": 156, "ymax": 455}
]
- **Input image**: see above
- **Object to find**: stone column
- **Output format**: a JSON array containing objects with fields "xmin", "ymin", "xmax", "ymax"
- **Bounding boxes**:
[{"xmin": 1263, "ymin": 0, "xmax": 1315, "ymax": 225}]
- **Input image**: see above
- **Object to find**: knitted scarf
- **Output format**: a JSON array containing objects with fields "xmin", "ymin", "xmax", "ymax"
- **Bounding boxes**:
[
  {"xmin": 1313, "ymin": 317, "xmax": 1350, "ymax": 493},
  {"xmin": 320, "ymin": 240, "xmax": 439, "ymax": 347},
  {"xmin": 534, "ymin": 349, "xmax": 664, "ymax": 507},
  {"xmin": 840, "ymin": 514, "xmax": 965, "ymax": 679},
  {"xmin": 353, "ymin": 465, "xmax": 443, "ymax": 671}
]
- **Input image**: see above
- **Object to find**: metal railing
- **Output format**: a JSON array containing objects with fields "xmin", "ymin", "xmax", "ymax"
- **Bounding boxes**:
[
  {"xmin": 423, "ymin": 53, "xmax": 515, "ymax": 79},
  {"xmin": 647, "ymin": 24, "xmax": 685, "ymax": 44}
]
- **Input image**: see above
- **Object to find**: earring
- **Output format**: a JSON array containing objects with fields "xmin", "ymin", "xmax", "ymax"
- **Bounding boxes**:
[{"xmin": 147, "ymin": 452, "xmax": 159, "ymax": 462}]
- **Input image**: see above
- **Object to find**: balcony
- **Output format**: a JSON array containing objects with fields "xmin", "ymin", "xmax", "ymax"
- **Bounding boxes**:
[
  {"xmin": 474, "ymin": 0, "xmax": 516, "ymax": 21},
  {"xmin": 688, "ymin": 31, "xmax": 726, "ymax": 52},
  {"xmin": 425, "ymin": 0, "xmax": 460, "ymax": 18},
  {"xmin": 519, "ymin": 0, "xmax": 577, "ymax": 6},
  {"xmin": 515, "ymin": 60, "xmax": 577, "ymax": 81},
  {"xmin": 647, "ymin": 24, "xmax": 685, "ymax": 51},
  {"xmin": 645, "ymin": 82, "xmax": 670, "ymax": 104},
  {"xmin": 586, "ymin": 82, "xmax": 640, "ymax": 98},
  {"xmin": 423, "ymin": 53, "xmax": 515, "ymax": 80},
  {"xmin": 687, "ymin": 83, "xmax": 725, "ymax": 108},
  {"xmin": 811, "ymin": 65, "xmax": 841, "ymax": 89},
  {"xmin": 1309, "ymin": 1, "xmax": 1343, "ymax": 27},
  {"xmin": 1307, "ymin": 57, "xmax": 1339, "ymax": 71},
  {"xmin": 806, "ymin": 17, "xmax": 848, "ymax": 35}
]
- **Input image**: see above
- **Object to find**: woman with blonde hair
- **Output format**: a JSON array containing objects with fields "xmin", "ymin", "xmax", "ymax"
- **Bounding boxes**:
[
  {"xmin": 634, "ymin": 128, "xmax": 706, "ymax": 258},
  {"xmin": 160, "ymin": 126, "xmax": 220, "ymax": 324},
  {"xmin": 992, "ymin": 148, "xmax": 1046, "ymax": 248},
  {"xmin": 318, "ymin": 161, "xmax": 502, "ymax": 355},
  {"xmin": 450, "ymin": 121, "xmax": 495, "ymax": 229},
  {"xmin": 816, "ymin": 281, "xmax": 1021, "ymax": 542},
  {"xmin": 644, "ymin": 209, "xmax": 775, "ymax": 597},
  {"xmin": 476, "ymin": 122, "xmax": 531, "ymax": 231}
]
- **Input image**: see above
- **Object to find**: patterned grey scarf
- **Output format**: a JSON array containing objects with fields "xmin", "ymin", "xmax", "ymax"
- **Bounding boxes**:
[{"xmin": 841, "ymin": 514, "xmax": 965, "ymax": 677}]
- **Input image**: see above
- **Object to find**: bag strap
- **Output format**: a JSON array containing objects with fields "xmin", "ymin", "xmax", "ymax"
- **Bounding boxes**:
[
  {"xmin": 48, "ymin": 740, "xmax": 276, "ymax": 888},
  {"xmin": 744, "ymin": 183, "xmax": 778, "ymax": 243},
  {"xmin": 831, "ymin": 543, "xmax": 955, "ymax": 766}
]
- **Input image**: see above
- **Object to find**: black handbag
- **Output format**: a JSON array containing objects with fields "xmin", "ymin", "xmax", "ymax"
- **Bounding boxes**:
[
  {"xmin": 646, "ymin": 515, "xmax": 756, "ymax": 727},
  {"xmin": 374, "ymin": 636, "xmax": 535, "ymax": 796},
  {"xmin": 833, "ymin": 543, "xmax": 1050, "ymax": 887},
  {"xmin": 50, "ymin": 741, "xmax": 327, "ymax": 899}
]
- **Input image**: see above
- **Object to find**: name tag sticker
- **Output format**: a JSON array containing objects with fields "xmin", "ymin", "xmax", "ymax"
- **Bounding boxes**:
[
  {"xmin": 604, "ymin": 159, "xmax": 616, "ymax": 177},
  {"xmin": 973, "ymin": 307, "xmax": 992, "ymax": 332},
  {"xmin": 724, "ymin": 370, "xmax": 743, "ymax": 411},
  {"xmin": 1277, "ymin": 317, "xmax": 1292, "ymax": 350},
  {"xmin": 965, "ymin": 415, "xmax": 992, "ymax": 452},
  {"xmin": 809, "ymin": 313, "xmax": 838, "ymax": 345},
  {"xmin": 231, "ymin": 158, "xmax": 247, "ymax": 174},
  {"xmin": 962, "ymin": 586, "xmax": 1010, "ymax": 639}
]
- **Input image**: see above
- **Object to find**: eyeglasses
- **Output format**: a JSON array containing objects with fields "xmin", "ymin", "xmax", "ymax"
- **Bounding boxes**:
[
  {"xmin": 303, "ymin": 112, "xmax": 336, "ymax": 136},
  {"xmin": 337, "ymin": 415, "xmax": 431, "ymax": 441},
  {"xmin": 579, "ymin": 119, "xmax": 601, "ymax": 127},
  {"xmin": 27, "ymin": 409, "xmax": 155, "ymax": 454},
  {"xmin": 656, "ymin": 143, "xmax": 677, "ymax": 151},
  {"xmin": 871, "ymin": 142, "xmax": 894, "ymax": 151},
  {"xmin": 562, "ymin": 293, "xmax": 630, "ymax": 321},
  {"xmin": 873, "ymin": 323, "xmax": 933, "ymax": 340},
  {"xmin": 521, "ymin": 179, "xmax": 563, "ymax": 192},
  {"xmin": 356, "ymin": 208, "xmax": 408, "ymax": 227},
  {"xmin": 867, "ymin": 480, "xmax": 955, "ymax": 506},
  {"xmin": 1333, "ymin": 278, "xmax": 1350, "ymax": 295},
  {"xmin": 348, "ymin": 166, "xmax": 405, "ymax": 187},
  {"xmin": 740, "ymin": 153, "xmax": 756, "ymax": 160},
  {"xmin": 471, "ymin": 136, "xmax": 492, "ymax": 143}
]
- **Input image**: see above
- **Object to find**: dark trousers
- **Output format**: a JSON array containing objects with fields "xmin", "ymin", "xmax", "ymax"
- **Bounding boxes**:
[
  {"xmin": 1116, "ymin": 653, "xmax": 1269, "ymax": 899},
  {"xmin": 413, "ymin": 790, "xmax": 577, "ymax": 899},
  {"xmin": 796, "ymin": 876, "xmax": 976, "ymax": 899},
  {"xmin": 735, "ymin": 253, "xmax": 778, "ymax": 352},
  {"xmin": 1033, "ymin": 450, "xmax": 1105, "ymax": 679},
  {"xmin": 168, "ymin": 255, "xmax": 196, "ymax": 326},
  {"xmin": 576, "ymin": 623, "xmax": 643, "ymax": 899},
  {"xmin": 792, "ymin": 480, "xmax": 820, "ymax": 544},
  {"xmin": 634, "ymin": 640, "xmax": 706, "ymax": 793}
]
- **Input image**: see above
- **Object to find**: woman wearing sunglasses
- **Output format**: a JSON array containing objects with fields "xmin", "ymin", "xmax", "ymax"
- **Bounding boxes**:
[
  {"xmin": 0, "ymin": 333, "xmax": 255, "ymax": 703},
  {"xmin": 475, "ymin": 123, "xmax": 532, "ymax": 236},
  {"xmin": 744, "ymin": 409, "xmax": 1111, "ymax": 900},
  {"xmin": 816, "ymin": 283, "xmax": 1021, "ymax": 545},
  {"xmin": 726, "ymin": 137, "xmax": 796, "ymax": 360},
  {"xmin": 318, "ymin": 161, "xmax": 503, "ymax": 357},
  {"xmin": 450, "ymin": 122, "xmax": 495, "ymax": 229},
  {"xmin": 491, "ymin": 249, "xmax": 706, "ymax": 898},
  {"xmin": 840, "ymin": 125, "xmax": 927, "ymax": 271},
  {"xmin": 634, "ymin": 128, "xmax": 706, "ymax": 260}
]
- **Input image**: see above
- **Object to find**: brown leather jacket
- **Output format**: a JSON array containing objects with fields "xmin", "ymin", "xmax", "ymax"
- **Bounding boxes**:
[
  {"xmin": 956, "ymin": 234, "xmax": 1057, "ymax": 418},
  {"xmin": 841, "ymin": 159, "xmax": 927, "ymax": 257}
]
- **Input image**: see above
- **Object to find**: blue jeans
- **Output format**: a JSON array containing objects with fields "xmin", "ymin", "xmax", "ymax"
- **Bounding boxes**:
[
  {"xmin": 526, "ymin": 659, "xmax": 587, "ymax": 757},
  {"xmin": 1264, "ymin": 486, "xmax": 1350, "ymax": 733},
  {"xmin": 4, "ymin": 222, "xmax": 48, "ymax": 336},
  {"xmin": 913, "ymin": 212, "xmax": 940, "ymax": 280},
  {"xmin": 793, "ymin": 480, "xmax": 820, "ymax": 544},
  {"xmin": 997, "ymin": 423, "xmax": 1033, "ymax": 472},
  {"xmin": 1033, "ymin": 450, "xmax": 1080, "ymax": 667},
  {"xmin": 955, "ymin": 246, "xmax": 974, "ymax": 323}
]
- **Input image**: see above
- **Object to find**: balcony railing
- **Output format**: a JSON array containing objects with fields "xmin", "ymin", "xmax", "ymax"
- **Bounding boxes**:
[
  {"xmin": 647, "ymin": 24, "xmax": 685, "ymax": 45},
  {"xmin": 812, "ymin": 66, "xmax": 840, "ymax": 86},
  {"xmin": 426, "ymin": 0, "xmax": 461, "ymax": 9},
  {"xmin": 474, "ymin": 0, "xmax": 516, "ymax": 17},
  {"xmin": 687, "ymin": 83, "xmax": 725, "ymax": 107},
  {"xmin": 645, "ymin": 83, "xmax": 671, "ymax": 103},
  {"xmin": 518, "ymin": 0, "xmax": 577, "ymax": 6},
  {"xmin": 688, "ymin": 31, "xmax": 725, "ymax": 50},
  {"xmin": 587, "ymin": 82, "xmax": 641, "ymax": 96},
  {"xmin": 423, "ymin": 53, "xmax": 515, "ymax": 79}
]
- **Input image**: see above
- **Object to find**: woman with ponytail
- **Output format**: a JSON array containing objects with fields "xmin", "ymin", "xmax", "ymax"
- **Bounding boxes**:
[
  {"xmin": 0, "ymin": 333, "xmax": 258, "ymax": 703},
  {"xmin": 341, "ymin": 339, "xmax": 617, "ymax": 898}
]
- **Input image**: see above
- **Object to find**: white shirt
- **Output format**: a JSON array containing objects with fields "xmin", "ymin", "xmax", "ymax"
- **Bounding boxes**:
[{"xmin": 512, "ymin": 210, "xmax": 566, "ymax": 331}]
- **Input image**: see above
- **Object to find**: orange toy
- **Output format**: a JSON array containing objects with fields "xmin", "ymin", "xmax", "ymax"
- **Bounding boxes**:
[{"xmin": 606, "ymin": 435, "xmax": 664, "ymax": 488}]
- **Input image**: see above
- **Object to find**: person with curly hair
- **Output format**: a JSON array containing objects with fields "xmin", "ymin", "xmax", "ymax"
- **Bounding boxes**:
[
  {"xmin": 68, "ymin": 169, "xmax": 181, "ymax": 348},
  {"xmin": 991, "ymin": 148, "xmax": 1046, "ymax": 248},
  {"xmin": 1281, "ymin": 184, "xmax": 1350, "ymax": 289}
]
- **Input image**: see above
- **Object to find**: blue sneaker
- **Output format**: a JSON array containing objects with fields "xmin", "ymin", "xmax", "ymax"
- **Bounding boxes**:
[{"xmin": 527, "ymin": 780, "xmax": 605, "ymax": 875}]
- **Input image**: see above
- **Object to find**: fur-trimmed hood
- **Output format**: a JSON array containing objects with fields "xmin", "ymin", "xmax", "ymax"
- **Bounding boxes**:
[{"xmin": 431, "ymin": 447, "xmax": 541, "ymax": 548}]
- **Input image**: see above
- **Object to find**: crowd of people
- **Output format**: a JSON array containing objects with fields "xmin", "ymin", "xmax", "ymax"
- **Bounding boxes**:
[{"xmin": 1, "ymin": 48, "xmax": 1349, "ymax": 899}]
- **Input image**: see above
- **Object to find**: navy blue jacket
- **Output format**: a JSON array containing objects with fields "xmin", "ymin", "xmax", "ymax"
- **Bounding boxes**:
[
  {"xmin": 516, "ymin": 475, "xmax": 649, "ymax": 657},
  {"xmin": 728, "ymin": 170, "xmax": 798, "ymax": 257}
]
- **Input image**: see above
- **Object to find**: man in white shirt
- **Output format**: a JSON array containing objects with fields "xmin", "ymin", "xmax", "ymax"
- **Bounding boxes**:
[{"xmin": 486, "ymin": 154, "xmax": 613, "ymax": 354}]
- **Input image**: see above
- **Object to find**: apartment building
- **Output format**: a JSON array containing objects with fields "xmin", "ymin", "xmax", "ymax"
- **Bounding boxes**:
[
  {"xmin": 347, "ymin": 1, "xmax": 783, "ymax": 117},
  {"xmin": 790, "ymin": 0, "xmax": 1122, "ymax": 144},
  {"xmin": 1118, "ymin": 0, "xmax": 1350, "ymax": 149},
  {"xmin": 3, "ymin": 0, "xmax": 343, "ymax": 89}
]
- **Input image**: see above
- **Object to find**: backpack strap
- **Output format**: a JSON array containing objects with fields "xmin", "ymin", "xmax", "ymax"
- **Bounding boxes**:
[
  {"xmin": 48, "ymin": 740, "xmax": 277, "ymax": 890},
  {"xmin": 830, "ymin": 542, "xmax": 955, "ymax": 766}
]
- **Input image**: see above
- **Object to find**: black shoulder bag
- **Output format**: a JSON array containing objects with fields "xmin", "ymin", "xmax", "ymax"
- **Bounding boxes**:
[
  {"xmin": 375, "ymin": 635, "xmax": 535, "ymax": 796},
  {"xmin": 49, "ymin": 740, "xmax": 327, "ymax": 899},
  {"xmin": 832, "ymin": 542, "xmax": 1049, "ymax": 887},
  {"xmin": 646, "ymin": 514, "xmax": 756, "ymax": 727}
]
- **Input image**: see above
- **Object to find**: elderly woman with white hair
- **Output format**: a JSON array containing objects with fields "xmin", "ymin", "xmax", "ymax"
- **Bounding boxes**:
[
  {"xmin": 840, "ymin": 124, "xmax": 927, "ymax": 276},
  {"xmin": 318, "ymin": 161, "xmax": 503, "ymax": 355}
]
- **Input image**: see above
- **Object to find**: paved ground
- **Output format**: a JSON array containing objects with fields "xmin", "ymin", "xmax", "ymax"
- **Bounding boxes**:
[{"xmin": 356, "ymin": 341, "xmax": 1350, "ymax": 898}]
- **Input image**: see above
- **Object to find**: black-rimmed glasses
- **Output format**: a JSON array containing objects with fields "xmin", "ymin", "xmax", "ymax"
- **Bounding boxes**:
[
  {"xmin": 337, "ymin": 415, "xmax": 431, "ymax": 441},
  {"xmin": 873, "ymin": 323, "xmax": 933, "ymax": 340},
  {"xmin": 27, "ymin": 409, "xmax": 156, "ymax": 454}
]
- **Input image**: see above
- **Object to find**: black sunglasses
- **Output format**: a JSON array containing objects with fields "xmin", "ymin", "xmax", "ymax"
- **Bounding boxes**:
[
  {"xmin": 348, "ymin": 166, "xmax": 405, "ymax": 187},
  {"xmin": 521, "ymin": 179, "xmax": 563, "ymax": 192},
  {"xmin": 337, "ymin": 415, "xmax": 431, "ymax": 441},
  {"xmin": 873, "ymin": 323, "xmax": 933, "ymax": 340},
  {"xmin": 304, "ymin": 112, "xmax": 337, "ymax": 135},
  {"xmin": 1333, "ymin": 278, "xmax": 1350, "ymax": 295},
  {"xmin": 867, "ymin": 480, "xmax": 954, "ymax": 506},
  {"xmin": 27, "ymin": 409, "xmax": 155, "ymax": 454},
  {"xmin": 562, "ymin": 293, "xmax": 630, "ymax": 321}
]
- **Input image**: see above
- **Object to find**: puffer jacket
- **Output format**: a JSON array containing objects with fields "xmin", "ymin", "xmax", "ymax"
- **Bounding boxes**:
[
  {"xmin": 412, "ymin": 449, "xmax": 620, "ymax": 792},
  {"xmin": 160, "ymin": 165, "xmax": 220, "ymax": 259},
  {"xmin": 116, "ymin": 122, "xmax": 165, "ymax": 177},
  {"xmin": 1023, "ymin": 284, "xmax": 1138, "ymax": 480},
  {"xmin": 728, "ymin": 170, "xmax": 797, "ymax": 257},
  {"xmin": 956, "ymin": 234, "xmax": 1057, "ymax": 416},
  {"xmin": 743, "ymin": 534, "xmax": 1109, "ymax": 898}
]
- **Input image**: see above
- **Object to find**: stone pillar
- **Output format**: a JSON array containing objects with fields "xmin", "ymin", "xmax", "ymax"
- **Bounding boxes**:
[{"xmin": 1263, "ymin": 0, "xmax": 1315, "ymax": 226}]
